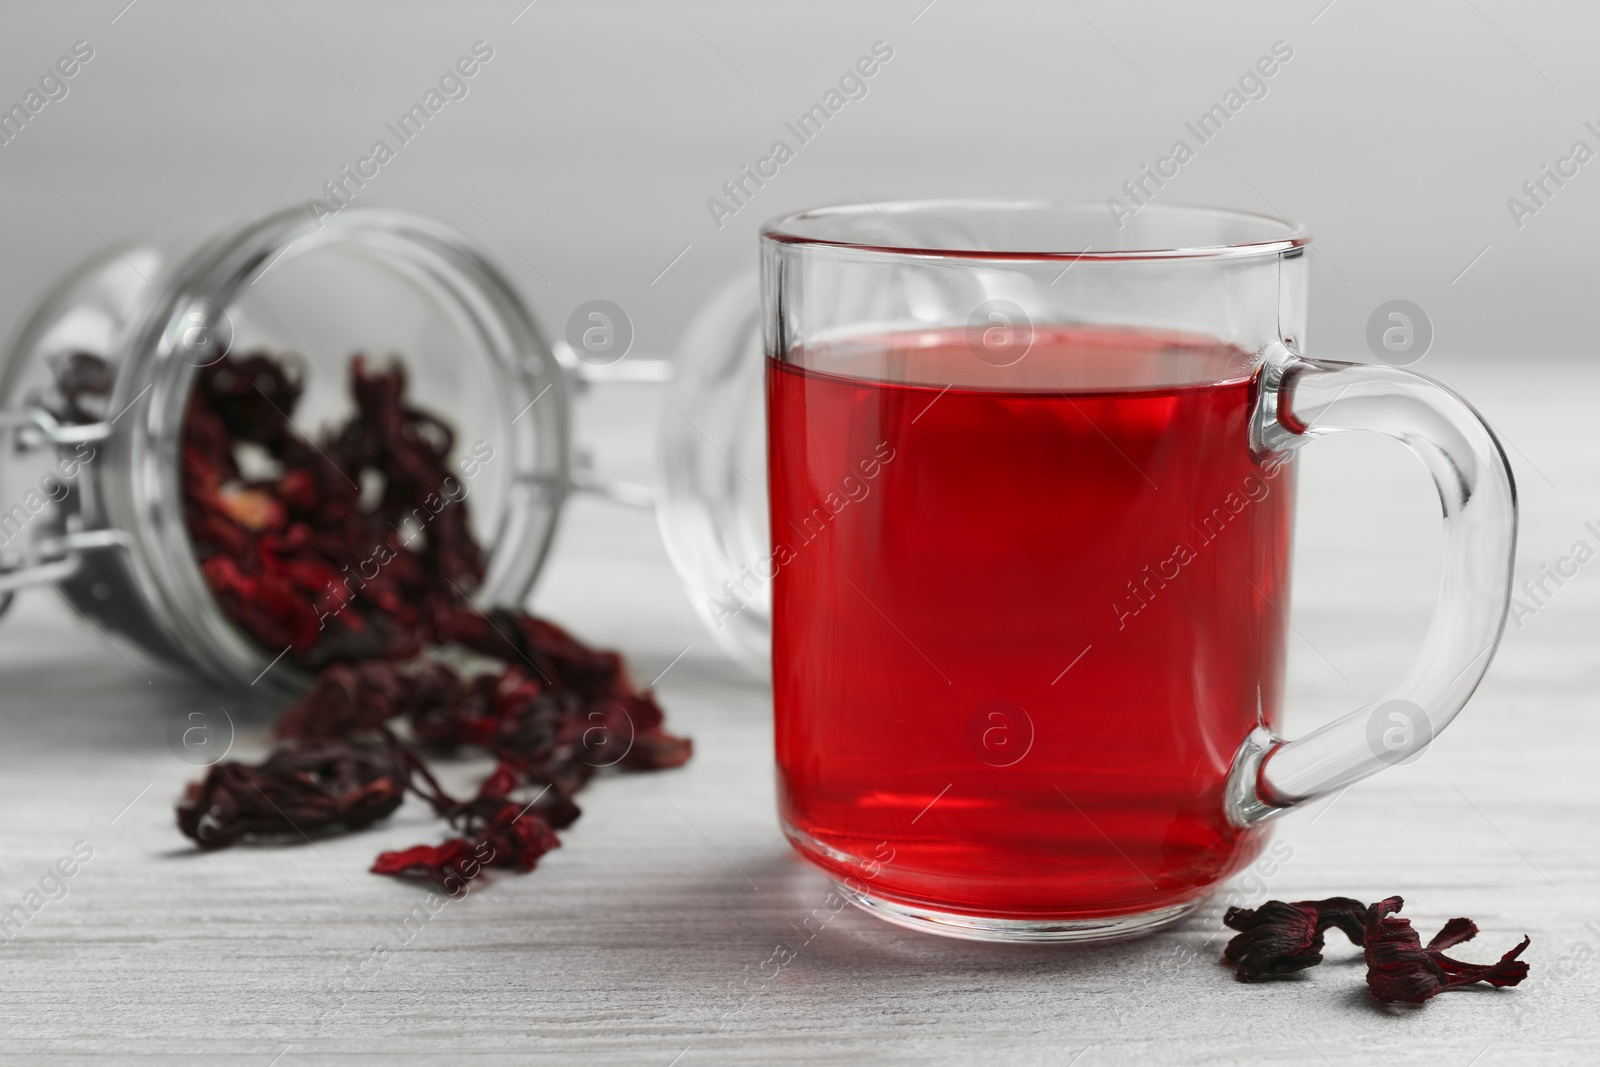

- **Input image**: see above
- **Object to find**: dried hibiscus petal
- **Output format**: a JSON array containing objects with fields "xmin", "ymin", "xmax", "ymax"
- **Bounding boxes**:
[
  {"xmin": 370, "ymin": 809, "xmax": 560, "ymax": 890},
  {"xmin": 370, "ymin": 839, "xmax": 484, "ymax": 890},
  {"xmin": 137, "ymin": 347, "xmax": 693, "ymax": 889},
  {"xmin": 176, "ymin": 738, "xmax": 410, "ymax": 849},
  {"xmin": 1363, "ymin": 896, "xmax": 1530, "ymax": 1004},
  {"xmin": 1222, "ymin": 897, "xmax": 1367, "ymax": 980},
  {"xmin": 1218, "ymin": 893, "xmax": 1531, "ymax": 1005},
  {"xmin": 274, "ymin": 660, "xmax": 409, "ymax": 740},
  {"xmin": 373, "ymin": 763, "xmax": 572, "ymax": 888},
  {"xmin": 475, "ymin": 801, "xmax": 563, "ymax": 872}
]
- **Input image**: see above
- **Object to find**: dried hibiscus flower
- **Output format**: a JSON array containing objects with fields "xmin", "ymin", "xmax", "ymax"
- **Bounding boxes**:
[
  {"xmin": 1222, "ymin": 897, "xmax": 1367, "ymax": 980},
  {"xmin": 40, "ymin": 346, "xmax": 698, "ymax": 888},
  {"xmin": 174, "ymin": 352, "xmax": 488, "ymax": 669},
  {"xmin": 370, "ymin": 760, "xmax": 578, "ymax": 889},
  {"xmin": 176, "ymin": 737, "xmax": 412, "ymax": 849},
  {"xmin": 1219, "ymin": 893, "xmax": 1530, "ymax": 1005},
  {"xmin": 1362, "ymin": 896, "xmax": 1530, "ymax": 1004}
]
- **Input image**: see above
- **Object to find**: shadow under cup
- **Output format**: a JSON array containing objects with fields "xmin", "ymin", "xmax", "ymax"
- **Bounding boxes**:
[{"xmin": 761, "ymin": 201, "xmax": 1311, "ymax": 941}]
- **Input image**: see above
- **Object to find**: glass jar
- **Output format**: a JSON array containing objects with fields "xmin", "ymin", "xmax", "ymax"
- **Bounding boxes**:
[
  {"xmin": 0, "ymin": 207, "xmax": 578, "ymax": 696},
  {"xmin": 0, "ymin": 204, "xmax": 777, "ymax": 692}
]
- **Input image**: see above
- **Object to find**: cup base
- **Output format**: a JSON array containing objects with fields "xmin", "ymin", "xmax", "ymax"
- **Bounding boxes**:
[
  {"xmin": 831, "ymin": 878, "xmax": 1200, "ymax": 943},
  {"xmin": 782, "ymin": 821, "xmax": 1202, "ymax": 943}
]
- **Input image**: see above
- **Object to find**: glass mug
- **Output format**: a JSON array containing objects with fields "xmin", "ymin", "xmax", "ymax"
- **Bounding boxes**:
[{"xmin": 759, "ymin": 201, "xmax": 1516, "ymax": 941}]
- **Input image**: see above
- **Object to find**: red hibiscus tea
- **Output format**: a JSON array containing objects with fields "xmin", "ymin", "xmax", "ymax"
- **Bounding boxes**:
[{"xmin": 767, "ymin": 325, "xmax": 1294, "ymax": 924}]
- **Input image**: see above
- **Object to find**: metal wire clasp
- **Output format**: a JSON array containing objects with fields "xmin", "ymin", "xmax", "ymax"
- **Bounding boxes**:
[{"xmin": 0, "ymin": 406, "xmax": 124, "ymax": 616}]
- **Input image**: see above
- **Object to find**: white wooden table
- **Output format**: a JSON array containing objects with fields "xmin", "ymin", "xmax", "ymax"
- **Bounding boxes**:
[{"xmin": 0, "ymin": 355, "xmax": 1593, "ymax": 1065}]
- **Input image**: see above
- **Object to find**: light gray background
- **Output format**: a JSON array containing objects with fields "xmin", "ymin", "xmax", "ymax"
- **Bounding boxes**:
[
  {"xmin": 0, "ymin": 2, "xmax": 1596, "ymax": 1065},
  {"xmin": 0, "ymin": 0, "xmax": 1594, "ymax": 358}
]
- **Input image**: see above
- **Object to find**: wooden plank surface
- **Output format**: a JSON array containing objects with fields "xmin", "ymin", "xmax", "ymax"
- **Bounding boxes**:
[{"xmin": 0, "ymin": 355, "xmax": 1593, "ymax": 1065}]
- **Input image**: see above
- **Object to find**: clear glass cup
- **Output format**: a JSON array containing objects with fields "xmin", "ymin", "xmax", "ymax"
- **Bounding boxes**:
[{"xmin": 758, "ymin": 200, "xmax": 1517, "ymax": 941}]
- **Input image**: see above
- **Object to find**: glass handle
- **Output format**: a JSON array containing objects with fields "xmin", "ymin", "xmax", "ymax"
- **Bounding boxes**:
[
  {"xmin": 570, "ymin": 453, "xmax": 655, "ymax": 510},
  {"xmin": 1225, "ymin": 343, "xmax": 1518, "ymax": 825},
  {"xmin": 555, "ymin": 344, "xmax": 672, "ymax": 510}
]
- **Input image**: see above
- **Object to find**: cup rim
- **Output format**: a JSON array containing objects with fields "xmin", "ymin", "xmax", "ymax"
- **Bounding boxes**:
[{"xmin": 760, "ymin": 199, "xmax": 1310, "ymax": 262}]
